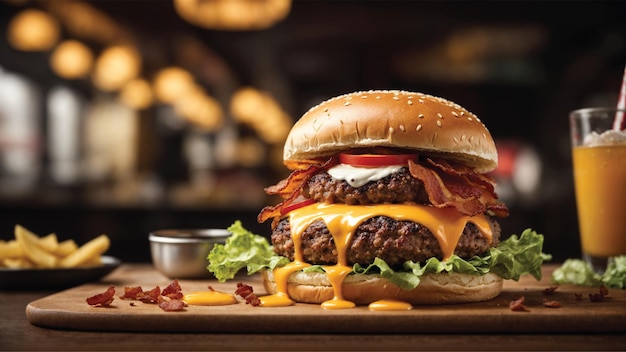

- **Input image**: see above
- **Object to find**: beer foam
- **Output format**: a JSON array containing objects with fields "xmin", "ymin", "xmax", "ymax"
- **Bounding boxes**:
[{"xmin": 583, "ymin": 129, "xmax": 626, "ymax": 147}]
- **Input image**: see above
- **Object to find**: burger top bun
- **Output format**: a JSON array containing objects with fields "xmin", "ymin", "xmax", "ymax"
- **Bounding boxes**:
[{"xmin": 284, "ymin": 90, "xmax": 498, "ymax": 173}]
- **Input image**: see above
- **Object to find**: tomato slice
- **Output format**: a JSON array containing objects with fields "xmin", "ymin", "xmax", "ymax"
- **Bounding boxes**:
[
  {"xmin": 339, "ymin": 153, "xmax": 418, "ymax": 167},
  {"xmin": 280, "ymin": 198, "xmax": 316, "ymax": 215}
]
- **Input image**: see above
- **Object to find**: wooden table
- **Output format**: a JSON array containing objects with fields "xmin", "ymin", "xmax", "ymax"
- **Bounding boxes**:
[{"xmin": 2, "ymin": 263, "xmax": 625, "ymax": 351}]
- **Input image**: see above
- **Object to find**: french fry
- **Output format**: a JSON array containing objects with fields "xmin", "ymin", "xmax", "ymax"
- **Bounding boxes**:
[
  {"xmin": 82, "ymin": 255, "xmax": 102, "ymax": 266},
  {"xmin": 15, "ymin": 225, "xmax": 58, "ymax": 268},
  {"xmin": 59, "ymin": 234, "xmax": 110, "ymax": 268},
  {"xmin": 37, "ymin": 233, "xmax": 59, "ymax": 252},
  {"xmin": 3, "ymin": 225, "xmax": 111, "ymax": 269},
  {"xmin": 3, "ymin": 257, "xmax": 35, "ymax": 268},
  {"xmin": 54, "ymin": 239, "xmax": 78, "ymax": 257},
  {"xmin": 0, "ymin": 240, "xmax": 23, "ymax": 258}
]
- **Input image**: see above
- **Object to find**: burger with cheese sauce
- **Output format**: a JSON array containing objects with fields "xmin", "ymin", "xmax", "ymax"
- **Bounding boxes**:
[{"xmin": 209, "ymin": 90, "xmax": 549, "ymax": 308}]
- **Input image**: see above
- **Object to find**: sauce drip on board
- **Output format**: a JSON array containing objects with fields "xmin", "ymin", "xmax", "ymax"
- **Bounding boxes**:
[{"xmin": 183, "ymin": 291, "xmax": 237, "ymax": 306}]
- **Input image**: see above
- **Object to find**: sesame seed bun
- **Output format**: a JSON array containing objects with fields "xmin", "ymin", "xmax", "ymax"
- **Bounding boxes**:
[
  {"xmin": 284, "ymin": 90, "xmax": 498, "ymax": 173},
  {"xmin": 261, "ymin": 270, "xmax": 503, "ymax": 305}
]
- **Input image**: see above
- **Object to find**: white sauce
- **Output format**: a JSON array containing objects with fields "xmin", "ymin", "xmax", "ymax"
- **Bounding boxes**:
[{"xmin": 327, "ymin": 164, "xmax": 404, "ymax": 188}]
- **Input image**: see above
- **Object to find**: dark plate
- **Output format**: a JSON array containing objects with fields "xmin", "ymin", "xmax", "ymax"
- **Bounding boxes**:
[{"xmin": 0, "ymin": 256, "xmax": 121, "ymax": 291}]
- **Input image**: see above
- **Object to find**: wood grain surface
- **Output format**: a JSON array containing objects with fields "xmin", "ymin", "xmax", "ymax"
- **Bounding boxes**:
[{"xmin": 26, "ymin": 264, "xmax": 626, "ymax": 334}]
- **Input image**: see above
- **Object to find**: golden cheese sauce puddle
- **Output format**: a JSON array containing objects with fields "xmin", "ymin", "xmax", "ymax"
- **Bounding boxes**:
[
  {"xmin": 183, "ymin": 291, "xmax": 237, "ymax": 306},
  {"xmin": 267, "ymin": 203, "xmax": 493, "ymax": 309},
  {"xmin": 368, "ymin": 300, "xmax": 413, "ymax": 311}
]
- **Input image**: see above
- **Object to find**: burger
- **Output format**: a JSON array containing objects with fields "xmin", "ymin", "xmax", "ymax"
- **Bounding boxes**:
[{"xmin": 209, "ymin": 90, "xmax": 549, "ymax": 307}]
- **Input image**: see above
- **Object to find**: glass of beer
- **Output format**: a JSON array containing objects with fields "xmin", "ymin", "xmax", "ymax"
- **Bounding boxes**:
[{"xmin": 570, "ymin": 107, "xmax": 626, "ymax": 273}]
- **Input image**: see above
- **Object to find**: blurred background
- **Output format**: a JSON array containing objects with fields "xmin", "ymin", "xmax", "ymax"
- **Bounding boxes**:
[{"xmin": 0, "ymin": 0, "xmax": 624, "ymax": 263}]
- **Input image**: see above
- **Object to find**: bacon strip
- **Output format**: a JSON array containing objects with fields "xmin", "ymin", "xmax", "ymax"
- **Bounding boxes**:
[
  {"xmin": 259, "ymin": 155, "xmax": 509, "ymax": 223},
  {"xmin": 408, "ymin": 158, "xmax": 509, "ymax": 217},
  {"xmin": 258, "ymin": 158, "xmax": 335, "ymax": 224}
]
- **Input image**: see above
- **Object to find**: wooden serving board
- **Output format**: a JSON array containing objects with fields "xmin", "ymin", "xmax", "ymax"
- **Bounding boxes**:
[{"xmin": 26, "ymin": 264, "xmax": 626, "ymax": 334}]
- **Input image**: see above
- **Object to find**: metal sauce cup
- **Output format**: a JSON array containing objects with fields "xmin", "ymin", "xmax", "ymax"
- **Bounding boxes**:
[{"xmin": 149, "ymin": 229, "xmax": 230, "ymax": 279}]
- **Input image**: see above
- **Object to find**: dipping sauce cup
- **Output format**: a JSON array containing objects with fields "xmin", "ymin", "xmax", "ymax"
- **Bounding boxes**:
[
  {"xmin": 570, "ymin": 107, "xmax": 626, "ymax": 273},
  {"xmin": 149, "ymin": 229, "xmax": 230, "ymax": 279}
]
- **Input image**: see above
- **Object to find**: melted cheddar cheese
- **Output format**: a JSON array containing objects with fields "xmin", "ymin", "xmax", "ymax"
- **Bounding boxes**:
[{"xmin": 267, "ymin": 203, "xmax": 493, "ymax": 309}]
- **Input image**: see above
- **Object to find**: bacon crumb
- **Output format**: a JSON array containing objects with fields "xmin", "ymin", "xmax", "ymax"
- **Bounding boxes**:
[
  {"xmin": 159, "ymin": 299, "xmax": 187, "ymax": 312},
  {"xmin": 589, "ymin": 293, "xmax": 605, "ymax": 302},
  {"xmin": 161, "ymin": 279, "xmax": 183, "ymax": 299},
  {"xmin": 120, "ymin": 286, "xmax": 144, "ymax": 300},
  {"xmin": 599, "ymin": 285, "xmax": 609, "ymax": 297},
  {"xmin": 138, "ymin": 286, "xmax": 162, "ymax": 304},
  {"xmin": 162, "ymin": 280, "xmax": 184, "ymax": 300},
  {"xmin": 590, "ymin": 285, "xmax": 610, "ymax": 302},
  {"xmin": 574, "ymin": 293, "xmax": 583, "ymax": 301},
  {"xmin": 509, "ymin": 296, "xmax": 529, "ymax": 312},
  {"xmin": 542, "ymin": 299, "xmax": 561, "ymax": 308},
  {"xmin": 86, "ymin": 285, "xmax": 116, "ymax": 307},
  {"xmin": 542, "ymin": 286, "xmax": 558, "ymax": 295},
  {"xmin": 235, "ymin": 282, "xmax": 261, "ymax": 307}
]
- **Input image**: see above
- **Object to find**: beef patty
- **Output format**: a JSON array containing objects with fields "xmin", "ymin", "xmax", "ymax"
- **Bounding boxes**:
[
  {"xmin": 272, "ymin": 168, "xmax": 501, "ymax": 267},
  {"xmin": 271, "ymin": 216, "xmax": 501, "ymax": 267},
  {"xmin": 303, "ymin": 168, "xmax": 430, "ymax": 205}
]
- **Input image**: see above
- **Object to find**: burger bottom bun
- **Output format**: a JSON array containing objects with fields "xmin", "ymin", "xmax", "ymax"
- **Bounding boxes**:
[{"xmin": 261, "ymin": 269, "xmax": 503, "ymax": 305}]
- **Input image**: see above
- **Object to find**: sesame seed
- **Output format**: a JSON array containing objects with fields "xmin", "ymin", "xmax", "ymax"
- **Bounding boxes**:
[
  {"xmin": 437, "ymin": 113, "xmax": 443, "ymax": 119},
  {"xmin": 418, "ymin": 114, "xmax": 424, "ymax": 118},
  {"xmin": 344, "ymin": 101, "xmax": 351, "ymax": 106},
  {"xmin": 460, "ymin": 111, "xmax": 465, "ymax": 116},
  {"xmin": 453, "ymin": 136, "xmax": 459, "ymax": 144},
  {"xmin": 418, "ymin": 99, "xmax": 425, "ymax": 104},
  {"xmin": 389, "ymin": 127, "xmax": 395, "ymax": 134},
  {"xmin": 323, "ymin": 108, "xmax": 328, "ymax": 112},
  {"xmin": 340, "ymin": 120, "xmax": 344, "ymax": 125},
  {"xmin": 393, "ymin": 96, "xmax": 399, "ymax": 101},
  {"xmin": 376, "ymin": 96, "xmax": 381, "ymax": 99},
  {"xmin": 361, "ymin": 95, "xmax": 368, "ymax": 99},
  {"xmin": 436, "ymin": 120, "xmax": 442, "ymax": 127},
  {"xmin": 461, "ymin": 134, "xmax": 466, "ymax": 140},
  {"xmin": 467, "ymin": 117, "xmax": 473, "ymax": 121},
  {"xmin": 399, "ymin": 124, "xmax": 405, "ymax": 132},
  {"xmin": 451, "ymin": 111, "xmax": 459, "ymax": 117},
  {"xmin": 416, "ymin": 124, "xmax": 422, "ymax": 131},
  {"xmin": 407, "ymin": 100, "xmax": 413, "ymax": 105}
]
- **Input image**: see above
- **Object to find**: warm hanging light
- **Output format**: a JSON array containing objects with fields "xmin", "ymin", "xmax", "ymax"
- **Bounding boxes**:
[
  {"xmin": 174, "ymin": 86, "xmax": 224, "ymax": 132},
  {"xmin": 119, "ymin": 78, "xmax": 153, "ymax": 110},
  {"xmin": 230, "ymin": 86, "xmax": 291, "ymax": 144},
  {"xmin": 173, "ymin": 0, "xmax": 291, "ymax": 31},
  {"xmin": 92, "ymin": 45, "xmax": 142, "ymax": 92},
  {"xmin": 152, "ymin": 67, "xmax": 195, "ymax": 104},
  {"xmin": 7, "ymin": 9, "xmax": 60, "ymax": 51},
  {"xmin": 50, "ymin": 40, "xmax": 94, "ymax": 79}
]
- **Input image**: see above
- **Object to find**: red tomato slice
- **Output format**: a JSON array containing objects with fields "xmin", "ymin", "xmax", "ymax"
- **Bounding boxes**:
[
  {"xmin": 280, "ymin": 198, "xmax": 315, "ymax": 215},
  {"xmin": 339, "ymin": 153, "xmax": 418, "ymax": 167}
]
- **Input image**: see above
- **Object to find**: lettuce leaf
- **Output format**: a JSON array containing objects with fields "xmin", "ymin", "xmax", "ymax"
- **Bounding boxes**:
[
  {"xmin": 208, "ymin": 222, "xmax": 551, "ymax": 289},
  {"xmin": 207, "ymin": 221, "xmax": 289, "ymax": 281},
  {"xmin": 552, "ymin": 256, "xmax": 626, "ymax": 289}
]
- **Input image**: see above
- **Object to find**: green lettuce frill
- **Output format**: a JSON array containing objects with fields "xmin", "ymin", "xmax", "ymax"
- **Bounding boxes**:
[{"xmin": 208, "ymin": 221, "xmax": 551, "ymax": 290}]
